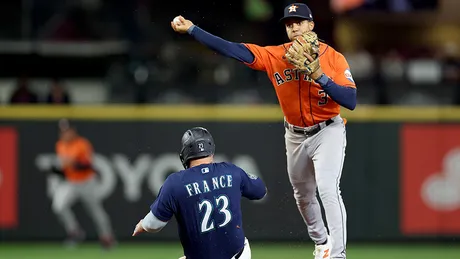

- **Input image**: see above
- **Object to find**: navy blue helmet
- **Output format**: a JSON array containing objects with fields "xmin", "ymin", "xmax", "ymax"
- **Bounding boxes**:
[{"xmin": 179, "ymin": 127, "xmax": 215, "ymax": 169}]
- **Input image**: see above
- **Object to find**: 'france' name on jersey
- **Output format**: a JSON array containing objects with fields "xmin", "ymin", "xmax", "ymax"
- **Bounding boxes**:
[{"xmin": 185, "ymin": 175, "xmax": 232, "ymax": 197}]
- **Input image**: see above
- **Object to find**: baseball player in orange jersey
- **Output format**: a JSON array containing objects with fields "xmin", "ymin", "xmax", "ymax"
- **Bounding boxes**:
[
  {"xmin": 50, "ymin": 119, "xmax": 115, "ymax": 249},
  {"xmin": 171, "ymin": 3, "xmax": 357, "ymax": 259}
]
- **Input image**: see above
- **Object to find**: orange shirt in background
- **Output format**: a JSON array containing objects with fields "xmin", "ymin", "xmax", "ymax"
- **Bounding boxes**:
[{"xmin": 56, "ymin": 137, "xmax": 95, "ymax": 182}]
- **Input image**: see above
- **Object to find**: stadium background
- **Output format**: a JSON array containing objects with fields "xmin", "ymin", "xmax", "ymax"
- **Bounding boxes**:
[{"xmin": 1, "ymin": 0, "xmax": 460, "ymax": 258}]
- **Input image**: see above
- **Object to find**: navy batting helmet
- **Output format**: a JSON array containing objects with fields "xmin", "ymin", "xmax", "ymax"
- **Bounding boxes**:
[
  {"xmin": 179, "ymin": 127, "xmax": 215, "ymax": 169},
  {"xmin": 279, "ymin": 3, "xmax": 313, "ymax": 23}
]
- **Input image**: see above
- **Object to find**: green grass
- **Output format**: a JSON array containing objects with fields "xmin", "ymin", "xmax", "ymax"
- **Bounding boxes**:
[{"xmin": 0, "ymin": 242, "xmax": 458, "ymax": 259}]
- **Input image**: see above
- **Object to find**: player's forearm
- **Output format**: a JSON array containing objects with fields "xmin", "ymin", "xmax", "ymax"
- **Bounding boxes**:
[
  {"xmin": 141, "ymin": 211, "xmax": 168, "ymax": 233},
  {"xmin": 315, "ymin": 74, "xmax": 357, "ymax": 110},
  {"xmin": 187, "ymin": 25, "xmax": 255, "ymax": 63}
]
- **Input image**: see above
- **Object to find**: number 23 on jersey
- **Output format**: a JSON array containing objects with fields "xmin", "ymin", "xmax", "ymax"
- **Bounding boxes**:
[{"xmin": 198, "ymin": 195, "xmax": 232, "ymax": 233}]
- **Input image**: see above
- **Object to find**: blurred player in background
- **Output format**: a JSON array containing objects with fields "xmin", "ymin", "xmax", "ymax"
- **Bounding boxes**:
[
  {"xmin": 132, "ymin": 127, "xmax": 267, "ymax": 259},
  {"xmin": 48, "ymin": 119, "xmax": 115, "ymax": 249}
]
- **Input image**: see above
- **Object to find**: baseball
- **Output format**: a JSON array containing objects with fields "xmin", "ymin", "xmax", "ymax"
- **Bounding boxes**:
[{"xmin": 173, "ymin": 16, "xmax": 182, "ymax": 26}]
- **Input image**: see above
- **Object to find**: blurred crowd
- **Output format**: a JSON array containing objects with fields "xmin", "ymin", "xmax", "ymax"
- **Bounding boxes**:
[
  {"xmin": 343, "ymin": 41, "xmax": 460, "ymax": 105},
  {"xmin": 2, "ymin": 0, "xmax": 459, "ymax": 106},
  {"xmin": 8, "ymin": 77, "xmax": 71, "ymax": 104}
]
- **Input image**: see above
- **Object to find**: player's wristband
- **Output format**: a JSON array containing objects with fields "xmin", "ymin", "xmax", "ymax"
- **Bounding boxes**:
[
  {"xmin": 187, "ymin": 25, "xmax": 196, "ymax": 35},
  {"xmin": 140, "ymin": 220, "xmax": 149, "ymax": 232},
  {"xmin": 315, "ymin": 73, "xmax": 329, "ymax": 86}
]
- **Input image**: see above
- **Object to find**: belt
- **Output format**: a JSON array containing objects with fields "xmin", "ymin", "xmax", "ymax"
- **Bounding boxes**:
[
  {"xmin": 234, "ymin": 245, "xmax": 244, "ymax": 259},
  {"xmin": 284, "ymin": 118, "xmax": 334, "ymax": 136}
]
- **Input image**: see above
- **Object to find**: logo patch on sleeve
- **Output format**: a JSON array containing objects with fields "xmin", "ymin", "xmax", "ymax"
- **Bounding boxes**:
[
  {"xmin": 344, "ymin": 69, "xmax": 354, "ymax": 83},
  {"xmin": 246, "ymin": 172, "xmax": 258, "ymax": 180}
]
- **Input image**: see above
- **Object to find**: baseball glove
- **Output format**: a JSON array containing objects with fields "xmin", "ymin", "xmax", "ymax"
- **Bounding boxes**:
[{"xmin": 285, "ymin": 31, "xmax": 320, "ymax": 75}]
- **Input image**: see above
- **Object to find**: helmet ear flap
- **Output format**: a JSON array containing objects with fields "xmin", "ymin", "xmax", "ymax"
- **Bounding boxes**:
[{"xmin": 179, "ymin": 146, "xmax": 188, "ymax": 169}]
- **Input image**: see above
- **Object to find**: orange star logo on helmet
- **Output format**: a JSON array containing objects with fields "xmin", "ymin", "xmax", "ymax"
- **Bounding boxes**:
[{"xmin": 288, "ymin": 5, "xmax": 298, "ymax": 13}]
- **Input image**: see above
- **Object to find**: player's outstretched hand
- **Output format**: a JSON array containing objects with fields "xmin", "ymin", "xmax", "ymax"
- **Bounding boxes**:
[
  {"xmin": 171, "ymin": 15, "xmax": 194, "ymax": 34},
  {"xmin": 178, "ymin": 257, "xmax": 186, "ymax": 259},
  {"xmin": 132, "ymin": 220, "xmax": 146, "ymax": 236}
]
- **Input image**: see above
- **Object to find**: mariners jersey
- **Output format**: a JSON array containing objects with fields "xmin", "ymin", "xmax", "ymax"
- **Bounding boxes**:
[
  {"xmin": 150, "ymin": 162, "xmax": 266, "ymax": 259},
  {"xmin": 243, "ymin": 42, "xmax": 356, "ymax": 127}
]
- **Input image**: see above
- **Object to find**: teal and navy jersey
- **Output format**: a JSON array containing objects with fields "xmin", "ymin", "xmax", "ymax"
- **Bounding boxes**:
[{"xmin": 150, "ymin": 162, "xmax": 266, "ymax": 259}]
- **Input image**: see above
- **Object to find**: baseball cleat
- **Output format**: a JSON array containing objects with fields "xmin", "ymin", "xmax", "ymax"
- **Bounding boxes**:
[
  {"xmin": 100, "ymin": 235, "xmax": 117, "ymax": 250},
  {"xmin": 63, "ymin": 229, "xmax": 85, "ymax": 248},
  {"xmin": 313, "ymin": 235, "xmax": 332, "ymax": 259}
]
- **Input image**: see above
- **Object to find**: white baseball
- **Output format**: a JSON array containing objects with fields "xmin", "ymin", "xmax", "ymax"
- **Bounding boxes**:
[{"xmin": 173, "ymin": 16, "xmax": 181, "ymax": 26}]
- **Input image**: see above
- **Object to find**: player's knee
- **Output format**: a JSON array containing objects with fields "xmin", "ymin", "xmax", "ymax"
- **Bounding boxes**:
[
  {"xmin": 317, "ymin": 180, "xmax": 341, "ymax": 201},
  {"xmin": 295, "ymin": 197, "xmax": 317, "ymax": 210},
  {"xmin": 52, "ymin": 201, "xmax": 67, "ymax": 214},
  {"xmin": 292, "ymin": 185, "xmax": 316, "ymax": 204},
  {"xmin": 84, "ymin": 200, "xmax": 104, "ymax": 212}
]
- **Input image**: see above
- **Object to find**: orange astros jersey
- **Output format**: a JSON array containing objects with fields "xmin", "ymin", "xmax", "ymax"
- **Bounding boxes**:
[
  {"xmin": 56, "ymin": 137, "xmax": 95, "ymax": 182},
  {"xmin": 243, "ymin": 42, "xmax": 356, "ymax": 127}
]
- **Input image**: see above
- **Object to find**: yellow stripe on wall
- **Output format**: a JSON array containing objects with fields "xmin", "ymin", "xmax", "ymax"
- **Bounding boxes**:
[{"xmin": 0, "ymin": 105, "xmax": 460, "ymax": 122}]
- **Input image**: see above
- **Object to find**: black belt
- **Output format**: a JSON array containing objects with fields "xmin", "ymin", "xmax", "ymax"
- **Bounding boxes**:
[
  {"xmin": 284, "ymin": 118, "xmax": 334, "ymax": 136},
  {"xmin": 234, "ymin": 245, "xmax": 244, "ymax": 259}
]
